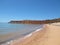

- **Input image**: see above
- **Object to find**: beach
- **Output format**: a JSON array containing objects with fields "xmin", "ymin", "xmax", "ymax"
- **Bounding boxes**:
[
  {"xmin": 8, "ymin": 22, "xmax": 60, "ymax": 45},
  {"xmin": 1, "ymin": 22, "xmax": 60, "ymax": 45}
]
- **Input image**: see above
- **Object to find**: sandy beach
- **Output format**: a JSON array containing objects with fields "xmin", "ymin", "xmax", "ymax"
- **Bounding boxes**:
[{"xmin": 6, "ymin": 22, "xmax": 60, "ymax": 45}]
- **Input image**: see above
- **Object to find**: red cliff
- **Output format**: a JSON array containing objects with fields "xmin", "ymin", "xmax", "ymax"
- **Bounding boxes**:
[{"xmin": 9, "ymin": 18, "xmax": 60, "ymax": 24}]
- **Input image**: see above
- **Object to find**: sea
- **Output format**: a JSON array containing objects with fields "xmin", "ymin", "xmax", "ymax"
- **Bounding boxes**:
[{"xmin": 0, "ymin": 23, "xmax": 43, "ymax": 45}]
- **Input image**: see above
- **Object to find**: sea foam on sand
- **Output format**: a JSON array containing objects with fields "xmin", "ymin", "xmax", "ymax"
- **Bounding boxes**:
[
  {"xmin": 1, "ymin": 25, "xmax": 44, "ymax": 45},
  {"xmin": 23, "ymin": 27, "xmax": 44, "ymax": 39}
]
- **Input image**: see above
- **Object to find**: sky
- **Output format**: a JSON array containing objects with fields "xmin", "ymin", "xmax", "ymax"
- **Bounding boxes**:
[{"xmin": 0, "ymin": 0, "xmax": 60, "ymax": 22}]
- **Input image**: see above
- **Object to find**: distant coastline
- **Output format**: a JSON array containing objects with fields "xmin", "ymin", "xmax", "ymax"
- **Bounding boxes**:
[{"xmin": 9, "ymin": 18, "xmax": 60, "ymax": 24}]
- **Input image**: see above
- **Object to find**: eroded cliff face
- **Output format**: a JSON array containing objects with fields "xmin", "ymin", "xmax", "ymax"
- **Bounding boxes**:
[{"xmin": 9, "ymin": 18, "xmax": 60, "ymax": 24}]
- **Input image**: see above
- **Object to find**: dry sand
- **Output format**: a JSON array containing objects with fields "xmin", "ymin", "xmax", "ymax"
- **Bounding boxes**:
[{"xmin": 10, "ymin": 22, "xmax": 60, "ymax": 45}]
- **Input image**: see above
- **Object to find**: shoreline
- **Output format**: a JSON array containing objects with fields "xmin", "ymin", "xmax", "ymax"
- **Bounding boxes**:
[
  {"xmin": 18, "ymin": 22, "xmax": 60, "ymax": 45},
  {"xmin": 0, "ymin": 25, "xmax": 45, "ymax": 45},
  {"xmin": 8, "ymin": 22, "xmax": 60, "ymax": 45}
]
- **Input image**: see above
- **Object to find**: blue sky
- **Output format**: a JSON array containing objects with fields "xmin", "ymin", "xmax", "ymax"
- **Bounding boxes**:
[{"xmin": 0, "ymin": 0, "xmax": 60, "ymax": 22}]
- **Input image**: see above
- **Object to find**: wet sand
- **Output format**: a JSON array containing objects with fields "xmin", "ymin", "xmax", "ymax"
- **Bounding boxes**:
[{"xmin": 5, "ymin": 22, "xmax": 60, "ymax": 45}]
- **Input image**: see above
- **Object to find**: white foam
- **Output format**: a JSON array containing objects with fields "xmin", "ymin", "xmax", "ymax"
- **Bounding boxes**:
[
  {"xmin": 23, "ymin": 27, "xmax": 44, "ymax": 39},
  {"xmin": 33, "ymin": 28, "xmax": 43, "ymax": 34},
  {"xmin": 24, "ymin": 33, "xmax": 32, "ymax": 39},
  {"xmin": 7, "ymin": 42, "xmax": 10, "ymax": 44},
  {"xmin": 4, "ymin": 41, "xmax": 10, "ymax": 45}
]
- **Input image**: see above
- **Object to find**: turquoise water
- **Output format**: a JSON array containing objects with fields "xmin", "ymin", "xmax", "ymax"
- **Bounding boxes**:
[{"xmin": 0, "ymin": 23, "xmax": 43, "ymax": 43}]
